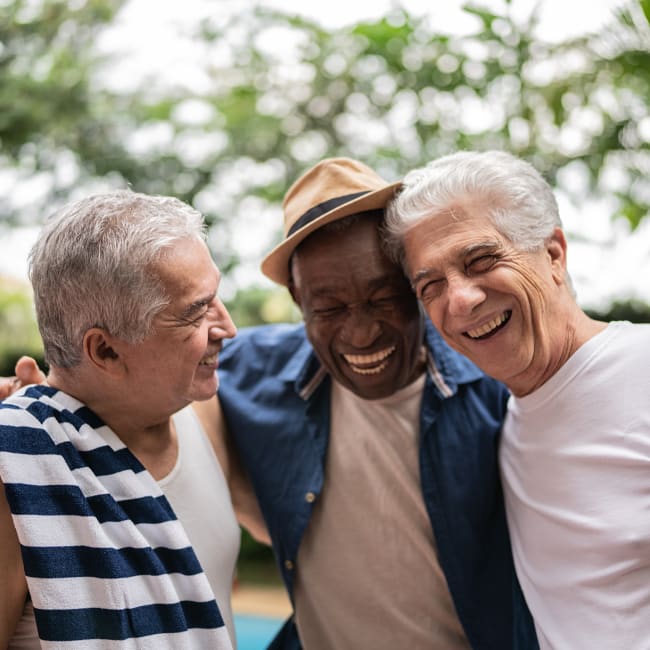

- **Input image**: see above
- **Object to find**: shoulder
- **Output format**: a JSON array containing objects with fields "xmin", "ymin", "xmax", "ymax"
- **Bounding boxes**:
[{"xmin": 616, "ymin": 320, "xmax": 650, "ymax": 340}]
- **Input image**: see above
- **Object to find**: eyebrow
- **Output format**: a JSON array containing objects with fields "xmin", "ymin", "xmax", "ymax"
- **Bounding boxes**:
[
  {"xmin": 464, "ymin": 241, "xmax": 500, "ymax": 256},
  {"xmin": 179, "ymin": 290, "xmax": 217, "ymax": 320},
  {"xmin": 411, "ymin": 268, "xmax": 436, "ymax": 286}
]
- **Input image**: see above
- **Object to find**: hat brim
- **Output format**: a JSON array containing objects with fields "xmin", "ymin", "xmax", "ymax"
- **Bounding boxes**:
[{"xmin": 261, "ymin": 180, "xmax": 402, "ymax": 286}]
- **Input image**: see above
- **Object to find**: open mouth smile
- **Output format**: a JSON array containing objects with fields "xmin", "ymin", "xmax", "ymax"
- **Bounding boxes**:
[
  {"xmin": 343, "ymin": 346, "xmax": 396, "ymax": 375},
  {"xmin": 464, "ymin": 311, "xmax": 511, "ymax": 340},
  {"xmin": 199, "ymin": 352, "xmax": 218, "ymax": 366}
]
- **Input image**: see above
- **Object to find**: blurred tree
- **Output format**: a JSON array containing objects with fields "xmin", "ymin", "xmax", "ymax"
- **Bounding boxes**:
[
  {"xmin": 1, "ymin": 0, "xmax": 649, "ymax": 326},
  {"xmin": 177, "ymin": 1, "xmax": 650, "ymax": 225},
  {"xmin": 0, "ymin": 280, "xmax": 44, "ymax": 375},
  {"xmin": 0, "ymin": 0, "xmax": 147, "ymax": 224},
  {"xmin": 640, "ymin": 0, "xmax": 650, "ymax": 25},
  {"xmin": 225, "ymin": 286, "xmax": 300, "ymax": 328},
  {"xmin": 585, "ymin": 298, "xmax": 650, "ymax": 323}
]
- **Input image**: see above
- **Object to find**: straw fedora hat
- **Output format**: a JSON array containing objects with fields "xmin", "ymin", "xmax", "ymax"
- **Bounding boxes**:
[{"xmin": 261, "ymin": 157, "xmax": 401, "ymax": 286}]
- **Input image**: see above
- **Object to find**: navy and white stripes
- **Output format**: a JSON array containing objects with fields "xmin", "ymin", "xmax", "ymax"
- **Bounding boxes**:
[{"xmin": 0, "ymin": 385, "xmax": 232, "ymax": 649}]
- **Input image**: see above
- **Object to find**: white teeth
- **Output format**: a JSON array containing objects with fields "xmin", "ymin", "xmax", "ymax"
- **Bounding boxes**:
[
  {"xmin": 200, "ymin": 353, "xmax": 218, "ymax": 366},
  {"xmin": 350, "ymin": 361, "xmax": 390, "ymax": 375},
  {"xmin": 343, "ymin": 346, "xmax": 395, "ymax": 374},
  {"xmin": 467, "ymin": 313, "xmax": 508, "ymax": 339}
]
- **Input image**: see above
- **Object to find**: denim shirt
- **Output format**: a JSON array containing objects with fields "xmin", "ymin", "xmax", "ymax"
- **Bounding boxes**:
[{"xmin": 218, "ymin": 322, "xmax": 537, "ymax": 650}]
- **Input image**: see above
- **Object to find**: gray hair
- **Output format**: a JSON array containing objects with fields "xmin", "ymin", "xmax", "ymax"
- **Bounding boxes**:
[
  {"xmin": 29, "ymin": 189, "xmax": 207, "ymax": 368},
  {"xmin": 384, "ymin": 150, "xmax": 563, "ymax": 266}
]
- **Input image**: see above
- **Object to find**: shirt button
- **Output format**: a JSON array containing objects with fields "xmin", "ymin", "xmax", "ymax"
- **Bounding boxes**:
[
  {"xmin": 305, "ymin": 491, "xmax": 316, "ymax": 503},
  {"xmin": 284, "ymin": 560, "xmax": 294, "ymax": 571}
]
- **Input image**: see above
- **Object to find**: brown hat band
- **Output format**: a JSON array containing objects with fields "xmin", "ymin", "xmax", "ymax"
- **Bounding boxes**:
[{"xmin": 287, "ymin": 190, "xmax": 370, "ymax": 237}]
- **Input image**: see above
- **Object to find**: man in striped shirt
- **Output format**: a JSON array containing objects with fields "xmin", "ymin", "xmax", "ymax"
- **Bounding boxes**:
[{"xmin": 0, "ymin": 190, "xmax": 237, "ymax": 649}]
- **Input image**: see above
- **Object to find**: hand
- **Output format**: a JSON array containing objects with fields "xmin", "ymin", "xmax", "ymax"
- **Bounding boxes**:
[{"xmin": 0, "ymin": 356, "xmax": 46, "ymax": 400}]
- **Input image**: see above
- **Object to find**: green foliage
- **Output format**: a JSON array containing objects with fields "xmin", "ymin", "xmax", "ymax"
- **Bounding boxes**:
[
  {"xmin": 2, "ymin": 0, "xmax": 650, "ymax": 322},
  {"xmin": 236, "ymin": 528, "xmax": 281, "ymax": 585},
  {"xmin": 225, "ymin": 287, "xmax": 300, "ymax": 328},
  {"xmin": 0, "ymin": 280, "xmax": 44, "ymax": 375},
  {"xmin": 640, "ymin": 0, "xmax": 650, "ymax": 24},
  {"xmin": 585, "ymin": 298, "xmax": 650, "ymax": 323},
  {"xmin": 132, "ymin": 1, "xmax": 650, "ymax": 238}
]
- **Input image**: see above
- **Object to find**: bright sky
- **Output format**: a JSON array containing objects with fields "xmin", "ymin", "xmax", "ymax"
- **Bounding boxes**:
[{"xmin": 2, "ymin": 0, "xmax": 647, "ymax": 311}]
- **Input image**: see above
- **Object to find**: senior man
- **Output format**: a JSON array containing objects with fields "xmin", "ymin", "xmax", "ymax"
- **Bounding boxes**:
[
  {"xmin": 217, "ymin": 157, "xmax": 537, "ymax": 649},
  {"xmin": 385, "ymin": 150, "xmax": 650, "ymax": 650},
  {"xmin": 0, "ymin": 191, "xmax": 238, "ymax": 649}
]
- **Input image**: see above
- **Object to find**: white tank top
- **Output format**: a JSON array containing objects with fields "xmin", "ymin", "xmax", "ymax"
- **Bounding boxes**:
[
  {"xmin": 9, "ymin": 405, "xmax": 240, "ymax": 650},
  {"xmin": 159, "ymin": 406, "xmax": 241, "ymax": 646}
]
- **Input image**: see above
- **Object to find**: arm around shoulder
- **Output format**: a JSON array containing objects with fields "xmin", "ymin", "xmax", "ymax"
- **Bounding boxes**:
[
  {"xmin": 191, "ymin": 395, "xmax": 271, "ymax": 546},
  {"xmin": 0, "ymin": 357, "xmax": 46, "ymax": 400}
]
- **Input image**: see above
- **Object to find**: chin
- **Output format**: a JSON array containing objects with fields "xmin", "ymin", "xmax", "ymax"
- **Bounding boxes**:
[
  {"xmin": 193, "ymin": 381, "xmax": 219, "ymax": 402},
  {"xmin": 350, "ymin": 382, "xmax": 394, "ymax": 401}
]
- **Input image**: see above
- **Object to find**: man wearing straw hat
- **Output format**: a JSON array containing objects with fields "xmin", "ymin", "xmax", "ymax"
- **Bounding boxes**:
[
  {"xmin": 2, "ymin": 160, "xmax": 537, "ymax": 649},
  {"xmin": 218, "ymin": 158, "xmax": 537, "ymax": 649}
]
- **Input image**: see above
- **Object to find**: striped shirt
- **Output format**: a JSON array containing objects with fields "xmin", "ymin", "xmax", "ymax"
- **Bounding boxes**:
[{"xmin": 0, "ymin": 385, "xmax": 232, "ymax": 650}]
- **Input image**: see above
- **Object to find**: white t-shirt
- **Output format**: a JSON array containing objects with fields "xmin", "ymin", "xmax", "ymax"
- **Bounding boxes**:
[{"xmin": 500, "ymin": 321, "xmax": 650, "ymax": 650}]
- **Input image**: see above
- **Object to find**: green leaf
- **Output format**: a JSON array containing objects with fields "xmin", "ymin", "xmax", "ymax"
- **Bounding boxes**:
[{"xmin": 640, "ymin": 0, "xmax": 650, "ymax": 25}]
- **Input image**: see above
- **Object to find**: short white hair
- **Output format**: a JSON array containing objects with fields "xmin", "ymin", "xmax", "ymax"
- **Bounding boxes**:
[
  {"xmin": 385, "ymin": 150, "xmax": 562, "ymax": 266},
  {"xmin": 30, "ymin": 190, "xmax": 206, "ymax": 368}
]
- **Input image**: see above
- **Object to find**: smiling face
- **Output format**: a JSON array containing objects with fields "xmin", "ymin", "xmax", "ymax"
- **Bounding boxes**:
[
  {"xmin": 290, "ymin": 214, "xmax": 425, "ymax": 400},
  {"xmin": 121, "ymin": 237, "xmax": 237, "ymax": 415},
  {"xmin": 402, "ymin": 205, "xmax": 571, "ymax": 396}
]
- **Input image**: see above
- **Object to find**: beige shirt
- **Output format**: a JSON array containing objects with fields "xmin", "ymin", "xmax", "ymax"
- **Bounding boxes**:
[{"xmin": 293, "ymin": 375, "xmax": 470, "ymax": 650}]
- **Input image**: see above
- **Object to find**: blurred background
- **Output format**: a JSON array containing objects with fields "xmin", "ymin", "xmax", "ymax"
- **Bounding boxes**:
[{"xmin": 2, "ymin": 0, "xmax": 650, "ymax": 603}]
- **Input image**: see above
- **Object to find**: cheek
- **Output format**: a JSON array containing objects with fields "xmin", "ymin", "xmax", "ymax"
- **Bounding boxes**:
[
  {"xmin": 510, "ymin": 266, "xmax": 551, "ymax": 311},
  {"xmin": 304, "ymin": 321, "xmax": 333, "ymax": 354}
]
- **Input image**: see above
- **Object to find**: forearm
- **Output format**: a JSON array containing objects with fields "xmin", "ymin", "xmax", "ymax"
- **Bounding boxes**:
[{"xmin": 0, "ymin": 480, "xmax": 28, "ymax": 646}]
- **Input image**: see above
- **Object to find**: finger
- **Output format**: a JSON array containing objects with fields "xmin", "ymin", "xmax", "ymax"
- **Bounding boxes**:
[{"xmin": 15, "ymin": 357, "xmax": 45, "ymax": 385}]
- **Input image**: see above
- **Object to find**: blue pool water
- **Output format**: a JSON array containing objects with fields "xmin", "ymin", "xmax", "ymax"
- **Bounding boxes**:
[{"xmin": 234, "ymin": 613, "xmax": 284, "ymax": 650}]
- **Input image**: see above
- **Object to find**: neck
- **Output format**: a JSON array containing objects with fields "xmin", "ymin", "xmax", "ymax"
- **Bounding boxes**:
[
  {"xmin": 47, "ymin": 367, "xmax": 178, "ymax": 478},
  {"xmin": 511, "ymin": 310, "xmax": 607, "ymax": 397}
]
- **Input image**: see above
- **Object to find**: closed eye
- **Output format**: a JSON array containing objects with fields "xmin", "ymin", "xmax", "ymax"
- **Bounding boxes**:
[
  {"xmin": 416, "ymin": 278, "xmax": 444, "ymax": 303},
  {"xmin": 466, "ymin": 254, "xmax": 497, "ymax": 274},
  {"xmin": 312, "ymin": 304, "xmax": 346, "ymax": 317},
  {"xmin": 179, "ymin": 298, "xmax": 211, "ymax": 327}
]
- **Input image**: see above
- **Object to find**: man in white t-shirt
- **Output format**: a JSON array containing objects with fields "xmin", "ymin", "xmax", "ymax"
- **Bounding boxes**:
[{"xmin": 386, "ymin": 150, "xmax": 650, "ymax": 650}]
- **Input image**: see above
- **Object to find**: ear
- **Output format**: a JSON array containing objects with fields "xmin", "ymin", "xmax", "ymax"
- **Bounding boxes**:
[
  {"xmin": 82, "ymin": 328, "xmax": 123, "ymax": 375},
  {"xmin": 546, "ymin": 227, "xmax": 568, "ymax": 286}
]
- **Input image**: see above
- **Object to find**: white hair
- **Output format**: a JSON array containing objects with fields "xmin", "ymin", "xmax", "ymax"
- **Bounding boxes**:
[
  {"xmin": 385, "ymin": 150, "xmax": 563, "ymax": 266},
  {"xmin": 29, "ymin": 189, "xmax": 206, "ymax": 368}
]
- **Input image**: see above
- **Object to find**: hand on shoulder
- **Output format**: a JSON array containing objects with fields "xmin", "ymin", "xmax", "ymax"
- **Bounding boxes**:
[{"xmin": 0, "ymin": 356, "xmax": 46, "ymax": 400}]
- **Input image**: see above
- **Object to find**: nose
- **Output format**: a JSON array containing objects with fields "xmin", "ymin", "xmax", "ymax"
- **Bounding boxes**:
[
  {"xmin": 446, "ymin": 274, "xmax": 486, "ymax": 317},
  {"xmin": 339, "ymin": 304, "xmax": 382, "ymax": 348},
  {"xmin": 208, "ymin": 297, "xmax": 237, "ymax": 341}
]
